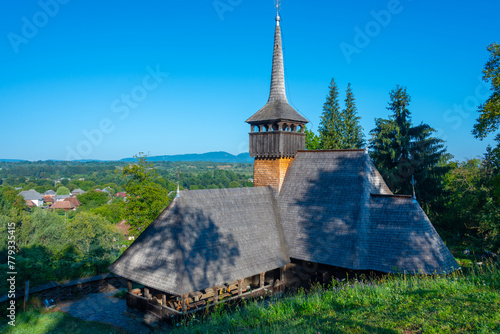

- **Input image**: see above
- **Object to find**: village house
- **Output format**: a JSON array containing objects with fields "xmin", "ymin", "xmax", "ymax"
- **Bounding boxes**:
[
  {"xmin": 43, "ymin": 195, "xmax": 54, "ymax": 205},
  {"xmin": 71, "ymin": 188, "xmax": 86, "ymax": 196},
  {"xmin": 49, "ymin": 200, "xmax": 75, "ymax": 211},
  {"xmin": 18, "ymin": 189, "xmax": 44, "ymax": 207},
  {"xmin": 109, "ymin": 9, "xmax": 458, "ymax": 319}
]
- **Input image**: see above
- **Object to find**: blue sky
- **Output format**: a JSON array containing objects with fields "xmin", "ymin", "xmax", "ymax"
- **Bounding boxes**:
[{"xmin": 0, "ymin": 0, "xmax": 499, "ymax": 161}]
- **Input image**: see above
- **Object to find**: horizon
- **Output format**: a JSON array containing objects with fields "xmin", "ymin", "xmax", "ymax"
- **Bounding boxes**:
[{"xmin": 1, "ymin": 1, "xmax": 499, "ymax": 161}]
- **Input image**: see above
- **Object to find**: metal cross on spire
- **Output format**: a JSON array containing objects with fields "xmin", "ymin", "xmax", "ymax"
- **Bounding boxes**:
[{"xmin": 275, "ymin": 0, "xmax": 282, "ymax": 24}]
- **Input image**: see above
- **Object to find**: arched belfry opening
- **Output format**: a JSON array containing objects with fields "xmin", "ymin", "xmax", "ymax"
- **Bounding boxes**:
[{"xmin": 245, "ymin": 8, "xmax": 308, "ymax": 192}]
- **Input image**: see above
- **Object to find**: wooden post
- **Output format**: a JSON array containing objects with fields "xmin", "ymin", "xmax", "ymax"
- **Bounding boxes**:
[
  {"xmin": 127, "ymin": 280, "xmax": 132, "ymax": 292},
  {"xmin": 182, "ymin": 294, "xmax": 188, "ymax": 313},
  {"xmin": 260, "ymin": 272, "xmax": 265, "ymax": 288},
  {"xmin": 280, "ymin": 266, "xmax": 286, "ymax": 290},
  {"xmin": 213, "ymin": 287, "xmax": 219, "ymax": 304},
  {"xmin": 162, "ymin": 294, "xmax": 166, "ymax": 306},
  {"xmin": 238, "ymin": 279, "xmax": 244, "ymax": 296},
  {"xmin": 144, "ymin": 288, "xmax": 150, "ymax": 299}
]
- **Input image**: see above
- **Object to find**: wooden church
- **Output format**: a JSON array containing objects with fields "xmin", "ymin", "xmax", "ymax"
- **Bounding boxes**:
[{"xmin": 109, "ymin": 8, "xmax": 458, "ymax": 318}]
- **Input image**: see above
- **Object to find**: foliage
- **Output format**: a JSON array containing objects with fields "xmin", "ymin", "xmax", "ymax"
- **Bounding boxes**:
[
  {"xmin": 341, "ymin": 83, "xmax": 364, "ymax": 149},
  {"xmin": 304, "ymin": 127, "xmax": 321, "ymax": 150},
  {"xmin": 229, "ymin": 181, "xmax": 240, "ymax": 188},
  {"xmin": 439, "ymin": 152, "xmax": 500, "ymax": 252},
  {"xmin": 0, "ymin": 208, "xmax": 122, "ymax": 292},
  {"xmin": 1, "ymin": 187, "xmax": 26, "ymax": 212},
  {"xmin": 318, "ymin": 79, "xmax": 364, "ymax": 149},
  {"xmin": 19, "ymin": 208, "xmax": 67, "ymax": 249},
  {"xmin": 318, "ymin": 78, "xmax": 343, "ymax": 149},
  {"xmin": 0, "ymin": 190, "xmax": 10, "ymax": 215},
  {"xmin": 55, "ymin": 186, "xmax": 70, "ymax": 195},
  {"xmin": 121, "ymin": 153, "xmax": 169, "ymax": 235},
  {"xmin": 369, "ymin": 85, "xmax": 449, "ymax": 212},
  {"xmin": 90, "ymin": 200, "xmax": 125, "ymax": 224},
  {"xmin": 67, "ymin": 212, "xmax": 122, "ymax": 255},
  {"xmin": 77, "ymin": 190, "xmax": 109, "ymax": 210},
  {"xmin": 472, "ymin": 43, "xmax": 500, "ymax": 141},
  {"xmin": 174, "ymin": 263, "xmax": 500, "ymax": 334},
  {"xmin": 179, "ymin": 169, "xmax": 251, "ymax": 191}
]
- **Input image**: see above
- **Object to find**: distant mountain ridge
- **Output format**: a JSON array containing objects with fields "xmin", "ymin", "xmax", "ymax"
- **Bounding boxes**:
[
  {"xmin": 0, "ymin": 152, "xmax": 253, "ymax": 163},
  {"xmin": 120, "ymin": 152, "xmax": 253, "ymax": 163}
]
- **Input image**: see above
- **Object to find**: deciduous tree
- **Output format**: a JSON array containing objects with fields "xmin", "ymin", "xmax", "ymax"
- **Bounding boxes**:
[
  {"xmin": 121, "ymin": 153, "xmax": 169, "ymax": 235},
  {"xmin": 56, "ymin": 186, "xmax": 70, "ymax": 195},
  {"xmin": 305, "ymin": 127, "xmax": 321, "ymax": 150},
  {"xmin": 472, "ymin": 43, "xmax": 500, "ymax": 141}
]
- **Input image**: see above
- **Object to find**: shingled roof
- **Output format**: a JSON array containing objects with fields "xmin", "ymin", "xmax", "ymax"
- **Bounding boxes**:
[
  {"xmin": 109, "ymin": 187, "xmax": 289, "ymax": 295},
  {"xmin": 278, "ymin": 150, "xmax": 459, "ymax": 274},
  {"xmin": 246, "ymin": 13, "xmax": 308, "ymax": 125},
  {"xmin": 19, "ymin": 189, "xmax": 43, "ymax": 201}
]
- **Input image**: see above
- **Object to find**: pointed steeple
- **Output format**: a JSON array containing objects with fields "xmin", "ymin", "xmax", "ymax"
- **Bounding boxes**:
[
  {"xmin": 246, "ymin": 5, "xmax": 308, "ymax": 163},
  {"xmin": 246, "ymin": 6, "xmax": 308, "ymax": 125},
  {"xmin": 268, "ymin": 6, "xmax": 287, "ymax": 103}
]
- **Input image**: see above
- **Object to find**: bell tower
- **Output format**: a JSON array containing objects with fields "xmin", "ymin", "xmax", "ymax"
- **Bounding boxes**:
[{"xmin": 246, "ymin": 5, "xmax": 308, "ymax": 192}]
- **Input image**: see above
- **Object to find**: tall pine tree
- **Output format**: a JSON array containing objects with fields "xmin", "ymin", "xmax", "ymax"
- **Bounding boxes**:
[
  {"xmin": 318, "ymin": 78, "xmax": 343, "ymax": 149},
  {"xmin": 342, "ymin": 83, "xmax": 364, "ymax": 149},
  {"xmin": 370, "ymin": 85, "xmax": 448, "ymax": 211}
]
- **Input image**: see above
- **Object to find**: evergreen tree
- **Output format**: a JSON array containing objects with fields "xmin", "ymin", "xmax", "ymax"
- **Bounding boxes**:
[
  {"xmin": 318, "ymin": 78, "xmax": 343, "ymax": 149},
  {"xmin": 370, "ymin": 85, "xmax": 448, "ymax": 211},
  {"xmin": 342, "ymin": 83, "xmax": 364, "ymax": 149}
]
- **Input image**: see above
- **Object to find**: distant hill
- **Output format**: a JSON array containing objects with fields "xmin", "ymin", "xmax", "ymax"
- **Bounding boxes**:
[
  {"xmin": 120, "ymin": 152, "xmax": 253, "ymax": 163},
  {"xmin": 0, "ymin": 159, "xmax": 26, "ymax": 162}
]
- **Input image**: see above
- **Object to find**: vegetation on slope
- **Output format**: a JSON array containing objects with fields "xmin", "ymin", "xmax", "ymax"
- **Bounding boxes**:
[{"xmin": 173, "ymin": 263, "xmax": 500, "ymax": 334}]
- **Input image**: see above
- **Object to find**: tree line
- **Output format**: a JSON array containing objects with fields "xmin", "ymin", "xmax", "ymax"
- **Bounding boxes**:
[{"xmin": 0, "ymin": 157, "xmax": 254, "ymax": 291}]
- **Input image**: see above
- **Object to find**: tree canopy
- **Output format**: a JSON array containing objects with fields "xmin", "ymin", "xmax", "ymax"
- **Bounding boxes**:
[
  {"xmin": 120, "ymin": 153, "xmax": 169, "ymax": 235},
  {"xmin": 56, "ymin": 186, "xmax": 70, "ymax": 195},
  {"xmin": 472, "ymin": 43, "xmax": 500, "ymax": 141},
  {"xmin": 305, "ymin": 127, "xmax": 321, "ymax": 150}
]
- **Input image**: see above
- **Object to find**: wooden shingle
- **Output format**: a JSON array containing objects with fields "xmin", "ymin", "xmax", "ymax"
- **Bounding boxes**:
[
  {"xmin": 278, "ymin": 150, "xmax": 459, "ymax": 274},
  {"xmin": 109, "ymin": 187, "xmax": 289, "ymax": 295}
]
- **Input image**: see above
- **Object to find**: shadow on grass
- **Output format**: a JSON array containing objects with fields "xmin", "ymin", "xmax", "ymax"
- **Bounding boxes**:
[{"xmin": 0, "ymin": 309, "xmax": 128, "ymax": 334}]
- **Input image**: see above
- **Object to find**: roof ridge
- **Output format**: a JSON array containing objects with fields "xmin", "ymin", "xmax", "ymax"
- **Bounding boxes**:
[
  {"xmin": 370, "ymin": 193, "xmax": 413, "ymax": 198},
  {"xmin": 297, "ymin": 149, "xmax": 366, "ymax": 153}
]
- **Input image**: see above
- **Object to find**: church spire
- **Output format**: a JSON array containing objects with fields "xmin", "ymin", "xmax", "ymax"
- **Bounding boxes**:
[
  {"xmin": 268, "ymin": 1, "xmax": 287, "ymax": 103},
  {"xmin": 246, "ymin": 4, "xmax": 308, "ymax": 125},
  {"xmin": 246, "ymin": 2, "xmax": 308, "ymax": 191}
]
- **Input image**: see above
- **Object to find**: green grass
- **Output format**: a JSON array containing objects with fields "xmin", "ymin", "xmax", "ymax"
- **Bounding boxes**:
[
  {"xmin": 0, "ymin": 307, "xmax": 127, "ymax": 334},
  {"xmin": 2, "ymin": 263, "xmax": 499, "ymax": 334},
  {"xmin": 173, "ymin": 262, "xmax": 500, "ymax": 334}
]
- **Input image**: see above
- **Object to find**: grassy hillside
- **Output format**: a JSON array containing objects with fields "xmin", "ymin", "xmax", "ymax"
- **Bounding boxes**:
[
  {"xmin": 2, "ymin": 263, "xmax": 499, "ymax": 333},
  {"xmin": 173, "ymin": 263, "xmax": 500, "ymax": 334}
]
